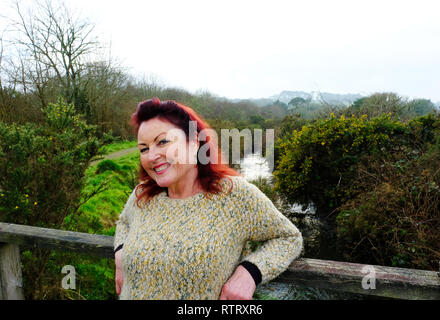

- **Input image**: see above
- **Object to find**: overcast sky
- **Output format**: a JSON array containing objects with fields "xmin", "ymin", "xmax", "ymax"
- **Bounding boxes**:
[{"xmin": 3, "ymin": 0, "xmax": 440, "ymax": 102}]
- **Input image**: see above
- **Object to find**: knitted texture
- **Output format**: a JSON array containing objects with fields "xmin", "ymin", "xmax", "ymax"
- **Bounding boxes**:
[{"xmin": 114, "ymin": 175, "xmax": 303, "ymax": 300}]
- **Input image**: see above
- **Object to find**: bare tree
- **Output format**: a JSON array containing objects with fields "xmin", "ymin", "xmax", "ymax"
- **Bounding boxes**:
[
  {"xmin": 0, "ymin": 29, "xmax": 24, "ymax": 122},
  {"xmin": 9, "ymin": 0, "xmax": 99, "ymax": 111}
]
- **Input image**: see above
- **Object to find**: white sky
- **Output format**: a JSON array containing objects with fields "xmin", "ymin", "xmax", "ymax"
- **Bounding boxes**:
[{"xmin": 2, "ymin": 0, "xmax": 440, "ymax": 102}]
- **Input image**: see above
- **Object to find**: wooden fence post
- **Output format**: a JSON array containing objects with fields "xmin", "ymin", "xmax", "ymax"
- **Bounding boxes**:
[{"xmin": 0, "ymin": 243, "xmax": 25, "ymax": 300}]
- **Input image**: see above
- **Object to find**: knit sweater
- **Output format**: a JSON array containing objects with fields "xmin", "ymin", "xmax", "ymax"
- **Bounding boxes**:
[{"xmin": 114, "ymin": 175, "xmax": 303, "ymax": 300}]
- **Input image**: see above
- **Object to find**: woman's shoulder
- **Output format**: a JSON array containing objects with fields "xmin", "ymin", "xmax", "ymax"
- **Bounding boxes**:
[
  {"xmin": 219, "ymin": 175, "xmax": 277, "ymax": 215},
  {"xmin": 220, "ymin": 175, "xmax": 262, "ymax": 198},
  {"xmin": 127, "ymin": 183, "xmax": 159, "ymax": 208}
]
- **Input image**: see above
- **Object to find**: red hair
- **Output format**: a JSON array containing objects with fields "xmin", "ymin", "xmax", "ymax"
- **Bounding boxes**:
[{"xmin": 130, "ymin": 97, "xmax": 240, "ymax": 205}]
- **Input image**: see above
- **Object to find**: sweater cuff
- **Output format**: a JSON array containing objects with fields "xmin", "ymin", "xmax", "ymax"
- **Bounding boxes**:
[
  {"xmin": 239, "ymin": 260, "xmax": 262, "ymax": 285},
  {"xmin": 114, "ymin": 244, "xmax": 124, "ymax": 254}
]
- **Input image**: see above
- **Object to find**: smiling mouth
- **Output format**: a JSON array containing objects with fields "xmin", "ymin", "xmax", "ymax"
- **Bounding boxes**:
[{"xmin": 153, "ymin": 163, "xmax": 171, "ymax": 174}]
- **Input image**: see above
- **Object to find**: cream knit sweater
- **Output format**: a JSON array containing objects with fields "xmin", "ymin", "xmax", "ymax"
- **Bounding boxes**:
[{"xmin": 114, "ymin": 175, "xmax": 303, "ymax": 299}]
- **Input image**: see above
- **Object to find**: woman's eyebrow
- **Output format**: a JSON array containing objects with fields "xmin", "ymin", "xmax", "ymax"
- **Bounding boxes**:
[{"xmin": 138, "ymin": 132, "xmax": 167, "ymax": 146}]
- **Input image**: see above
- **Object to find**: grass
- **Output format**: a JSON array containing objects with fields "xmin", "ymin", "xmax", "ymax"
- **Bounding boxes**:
[
  {"xmin": 98, "ymin": 140, "xmax": 137, "ymax": 155},
  {"xmin": 88, "ymin": 140, "xmax": 138, "ymax": 164},
  {"xmin": 67, "ymin": 151, "xmax": 140, "ymax": 235}
]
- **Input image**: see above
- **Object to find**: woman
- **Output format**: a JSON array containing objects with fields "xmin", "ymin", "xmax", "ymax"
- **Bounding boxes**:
[{"xmin": 114, "ymin": 97, "xmax": 303, "ymax": 300}]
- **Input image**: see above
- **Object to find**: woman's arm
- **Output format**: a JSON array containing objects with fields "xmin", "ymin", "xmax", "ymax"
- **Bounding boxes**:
[
  {"xmin": 114, "ymin": 190, "xmax": 137, "ymax": 250},
  {"xmin": 115, "ymin": 249, "xmax": 124, "ymax": 295},
  {"xmin": 220, "ymin": 178, "xmax": 303, "ymax": 299},
  {"xmin": 240, "ymin": 181, "xmax": 303, "ymax": 285},
  {"xmin": 113, "ymin": 189, "xmax": 136, "ymax": 295}
]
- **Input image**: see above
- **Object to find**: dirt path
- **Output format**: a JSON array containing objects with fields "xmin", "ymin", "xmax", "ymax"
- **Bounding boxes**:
[{"xmin": 89, "ymin": 147, "xmax": 139, "ymax": 166}]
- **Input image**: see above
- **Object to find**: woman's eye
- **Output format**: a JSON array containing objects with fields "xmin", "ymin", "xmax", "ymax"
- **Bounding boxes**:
[
  {"xmin": 158, "ymin": 139, "xmax": 169, "ymax": 146},
  {"xmin": 140, "ymin": 147, "xmax": 149, "ymax": 153}
]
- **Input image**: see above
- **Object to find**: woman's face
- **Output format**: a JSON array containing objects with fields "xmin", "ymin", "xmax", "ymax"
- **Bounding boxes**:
[{"xmin": 137, "ymin": 117, "xmax": 198, "ymax": 188}]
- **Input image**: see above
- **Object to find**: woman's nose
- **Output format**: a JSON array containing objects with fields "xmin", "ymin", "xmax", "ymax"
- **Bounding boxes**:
[{"xmin": 147, "ymin": 146, "xmax": 161, "ymax": 162}]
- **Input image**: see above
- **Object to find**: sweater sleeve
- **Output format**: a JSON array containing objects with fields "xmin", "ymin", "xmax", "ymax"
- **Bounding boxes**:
[
  {"xmin": 239, "ymin": 180, "xmax": 303, "ymax": 284},
  {"xmin": 113, "ymin": 189, "xmax": 137, "ymax": 251}
]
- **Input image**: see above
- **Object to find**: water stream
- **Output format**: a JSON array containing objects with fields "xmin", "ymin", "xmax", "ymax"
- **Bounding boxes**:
[{"xmin": 238, "ymin": 153, "xmax": 315, "ymax": 215}]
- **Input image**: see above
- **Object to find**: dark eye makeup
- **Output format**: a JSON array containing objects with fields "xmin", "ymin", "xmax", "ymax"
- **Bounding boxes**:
[{"xmin": 139, "ymin": 139, "xmax": 170, "ymax": 153}]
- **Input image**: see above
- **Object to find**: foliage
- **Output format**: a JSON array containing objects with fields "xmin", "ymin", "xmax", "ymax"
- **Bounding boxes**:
[
  {"xmin": 288, "ymin": 97, "xmax": 308, "ymax": 107},
  {"xmin": 0, "ymin": 98, "xmax": 101, "ymax": 299},
  {"xmin": 274, "ymin": 113, "xmax": 405, "ymax": 215},
  {"xmin": 349, "ymin": 93, "xmax": 407, "ymax": 119},
  {"xmin": 277, "ymin": 113, "xmax": 310, "ymax": 141},
  {"xmin": 407, "ymin": 99, "xmax": 438, "ymax": 117},
  {"xmin": 66, "ymin": 152, "xmax": 139, "ymax": 234},
  {"xmin": 0, "ymin": 86, "xmax": 43, "ymax": 124},
  {"xmin": 249, "ymin": 176, "xmax": 279, "ymax": 207},
  {"xmin": 291, "ymin": 101, "xmax": 341, "ymax": 120},
  {"xmin": 336, "ymin": 115, "xmax": 440, "ymax": 270},
  {"xmin": 20, "ymin": 249, "xmax": 117, "ymax": 300},
  {"xmin": 274, "ymin": 112, "xmax": 440, "ymax": 270},
  {"xmin": 339, "ymin": 93, "xmax": 437, "ymax": 121},
  {"xmin": 96, "ymin": 160, "xmax": 122, "ymax": 174},
  {"xmin": 0, "ymin": 98, "xmax": 100, "ymax": 227}
]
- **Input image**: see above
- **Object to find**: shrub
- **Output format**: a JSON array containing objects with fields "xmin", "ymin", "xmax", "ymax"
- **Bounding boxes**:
[
  {"xmin": 0, "ymin": 98, "xmax": 100, "ymax": 227},
  {"xmin": 274, "ymin": 113, "xmax": 405, "ymax": 217},
  {"xmin": 96, "ymin": 160, "xmax": 122, "ymax": 174},
  {"xmin": 0, "ymin": 98, "xmax": 100, "ymax": 299},
  {"xmin": 336, "ymin": 116, "xmax": 440, "ymax": 270},
  {"xmin": 274, "ymin": 112, "xmax": 440, "ymax": 270}
]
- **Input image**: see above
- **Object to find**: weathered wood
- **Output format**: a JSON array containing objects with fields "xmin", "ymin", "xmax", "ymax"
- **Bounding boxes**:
[
  {"xmin": 276, "ymin": 258, "xmax": 440, "ymax": 300},
  {"xmin": 0, "ymin": 243, "xmax": 25, "ymax": 300},
  {"xmin": 0, "ymin": 222, "xmax": 114, "ymax": 258}
]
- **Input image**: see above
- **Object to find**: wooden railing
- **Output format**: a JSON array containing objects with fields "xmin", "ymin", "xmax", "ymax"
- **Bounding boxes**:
[{"xmin": 0, "ymin": 222, "xmax": 439, "ymax": 300}]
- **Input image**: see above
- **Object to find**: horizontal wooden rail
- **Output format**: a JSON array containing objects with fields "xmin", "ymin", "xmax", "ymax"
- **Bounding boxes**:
[
  {"xmin": 0, "ymin": 222, "xmax": 439, "ymax": 300},
  {"xmin": 276, "ymin": 258, "xmax": 439, "ymax": 300},
  {"xmin": 0, "ymin": 222, "xmax": 114, "ymax": 258}
]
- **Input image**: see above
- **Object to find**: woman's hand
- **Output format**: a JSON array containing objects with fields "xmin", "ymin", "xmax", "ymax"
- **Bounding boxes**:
[
  {"xmin": 219, "ymin": 265, "xmax": 256, "ymax": 300},
  {"xmin": 115, "ymin": 250, "xmax": 124, "ymax": 295}
]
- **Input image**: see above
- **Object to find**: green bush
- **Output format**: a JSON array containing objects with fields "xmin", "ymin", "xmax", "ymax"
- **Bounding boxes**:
[
  {"xmin": 317, "ymin": 93, "xmax": 438, "ymax": 122},
  {"xmin": 0, "ymin": 98, "xmax": 100, "ymax": 226},
  {"xmin": 336, "ymin": 115, "xmax": 440, "ymax": 270},
  {"xmin": 0, "ymin": 98, "xmax": 100, "ymax": 299},
  {"xmin": 274, "ymin": 113, "xmax": 405, "ymax": 216},
  {"xmin": 96, "ymin": 160, "xmax": 122, "ymax": 174},
  {"xmin": 274, "ymin": 113, "xmax": 440, "ymax": 270}
]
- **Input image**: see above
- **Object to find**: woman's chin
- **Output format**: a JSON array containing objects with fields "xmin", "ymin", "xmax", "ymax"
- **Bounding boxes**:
[
  {"xmin": 153, "ymin": 175, "xmax": 173, "ymax": 188},
  {"xmin": 156, "ymin": 182, "xmax": 170, "ymax": 188}
]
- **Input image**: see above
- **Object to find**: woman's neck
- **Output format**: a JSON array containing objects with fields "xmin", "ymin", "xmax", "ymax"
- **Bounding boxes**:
[{"xmin": 167, "ymin": 169, "xmax": 202, "ymax": 199}]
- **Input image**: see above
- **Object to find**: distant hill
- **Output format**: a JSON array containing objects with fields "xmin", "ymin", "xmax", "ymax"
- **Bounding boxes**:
[{"xmin": 229, "ymin": 90, "xmax": 363, "ymax": 107}]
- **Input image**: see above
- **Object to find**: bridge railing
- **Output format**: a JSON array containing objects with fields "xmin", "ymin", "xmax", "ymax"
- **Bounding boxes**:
[{"xmin": 0, "ymin": 222, "xmax": 438, "ymax": 300}]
